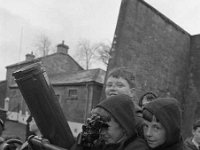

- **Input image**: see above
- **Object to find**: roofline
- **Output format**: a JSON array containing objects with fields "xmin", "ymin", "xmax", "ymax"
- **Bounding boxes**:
[
  {"xmin": 140, "ymin": 0, "xmax": 190, "ymax": 35},
  {"xmin": 6, "ymin": 52, "xmax": 84, "ymax": 69},
  {"xmin": 65, "ymin": 54, "xmax": 84, "ymax": 70},
  {"xmin": 6, "ymin": 59, "xmax": 41, "ymax": 68}
]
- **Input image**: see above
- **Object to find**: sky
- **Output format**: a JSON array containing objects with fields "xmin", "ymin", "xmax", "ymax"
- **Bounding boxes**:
[{"xmin": 0, "ymin": 0, "xmax": 200, "ymax": 81}]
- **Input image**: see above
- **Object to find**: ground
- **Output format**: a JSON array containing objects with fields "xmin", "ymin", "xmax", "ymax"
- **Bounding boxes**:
[{"xmin": 2, "ymin": 120, "xmax": 26, "ymax": 142}]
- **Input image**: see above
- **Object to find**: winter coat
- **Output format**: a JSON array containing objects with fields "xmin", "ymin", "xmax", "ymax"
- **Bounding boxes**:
[
  {"xmin": 70, "ymin": 94, "xmax": 149, "ymax": 150},
  {"xmin": 184, "ymin": 137, "xmax": 199, "ymax": 150},
  {"xmin": 144, "ymin": 97, "xmax": 184, "ymax": 150}
]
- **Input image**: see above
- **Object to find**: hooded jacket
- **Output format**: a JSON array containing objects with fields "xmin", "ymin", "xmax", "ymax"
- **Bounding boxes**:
[
  {"xmin": 144, "ymin": 97, "xmax": 184, "ymax": 150},
  {"xmin": 95, "ymin": 94, "xmax": 149, "ymax": 150},
  {"xmin": 184, "ymin": 137, "xmax": 199, "ymax": 150}
]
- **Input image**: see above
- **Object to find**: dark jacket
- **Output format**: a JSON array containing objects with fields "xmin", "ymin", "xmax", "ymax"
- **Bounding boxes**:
[
  {"xmin": 184, "ymin": 137, "xmax": 199, "ymax": 150},
  {"xmin": 71, "ymin": 94, "xmax": 149, "ymax": 150},
  {"xmin": 144, "ymin": 98, "xmax": 184, "ymax": 150}
]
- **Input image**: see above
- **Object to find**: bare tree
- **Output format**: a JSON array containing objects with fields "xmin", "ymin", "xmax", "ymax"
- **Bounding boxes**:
[
  {"xmin": 96, "ymin": 42, "xmax": 111, "ymax": 66},
  {"xmin": 75, "ymin": 39, "xmax": 99, "ymax": 70},
  {"xmin": 34, "ymin": 34, "xmax": 52, "ymax": 57}
]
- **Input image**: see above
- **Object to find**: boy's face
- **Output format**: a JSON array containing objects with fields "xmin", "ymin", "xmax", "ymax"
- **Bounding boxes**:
[
  {"xmin": 91, "ymin": 108, "xmax": 125, "ymax": 144},
  {"xmin": 101, "ymin": 117, "xmax": 124, "ymax": 144},
  {"xmin": 105, "ymin": 76, "xmax": 134, "ymax": 98},
  {"xmin": 193, "ymin": 127, "xmax": 200, "ymax": 144},
  {"xmin": 143, "ymin": 117, "xmax": 166, "ymax": 148}
]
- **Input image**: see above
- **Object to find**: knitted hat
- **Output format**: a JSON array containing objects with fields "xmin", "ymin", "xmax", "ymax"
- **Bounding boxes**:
[
  {"xmin": 193, "ymin": 120, "xmax": 200, "ymax": 130},
  {"xmin": 96, "ymin": 94, "xmax": 136, "ymax": 138},
  {"xmin": 144, "ymin": 97, "xmax": 182, "ymax": 147}
]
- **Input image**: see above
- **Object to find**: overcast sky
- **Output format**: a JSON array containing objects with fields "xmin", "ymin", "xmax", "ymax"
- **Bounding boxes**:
[{"xmin": 0, "ymin": 0, "xmax": 200, "ymax": 80}]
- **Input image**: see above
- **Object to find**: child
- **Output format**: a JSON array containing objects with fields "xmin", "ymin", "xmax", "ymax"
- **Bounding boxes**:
[
  {"xmin": 105, "ymin": 67, "xmax": 137, "ymax": 103},
  {"xmin": 71, "ymin": 94, "xmax": 149, "ymax": 150},
  {"xmin": 142, "ymin": 97, "xmax": 184, "ymax": 150},
  {"xmin": 184, "ymin": 120, "xmax": 200, "ymax": 150},
  {"xmin": 105, "ymin": 67, "xmax": 144, "ymax": 136}
]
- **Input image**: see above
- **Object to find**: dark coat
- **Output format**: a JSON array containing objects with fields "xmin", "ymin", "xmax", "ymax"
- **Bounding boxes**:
[{"xmin": 184, "ymin": 137, "xmax": 199, "ymax": 150}]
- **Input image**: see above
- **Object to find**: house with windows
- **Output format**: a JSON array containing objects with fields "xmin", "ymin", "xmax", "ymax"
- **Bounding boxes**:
[{"xmin": 3, "ymin": 41, "xmax": 105, "ymax": 136}]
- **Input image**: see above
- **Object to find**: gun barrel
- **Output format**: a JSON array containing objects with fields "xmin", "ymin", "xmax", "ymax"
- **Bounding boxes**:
[{"xmin": 13, "ymin": 63, "xmax": 75, "ymax": 149}]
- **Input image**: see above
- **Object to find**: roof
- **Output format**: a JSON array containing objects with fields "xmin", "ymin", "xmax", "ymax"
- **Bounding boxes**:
[
  {"xmin": 6, "ymin": 52, "xmax": 83, "ymax": 70},
  {"xmin": 10, "ymin": 68, "xmax": 106, "ymax": 88},
  {"xmin": 140, "ymin": 0, "xmax": 190, "ymax": 35},
  {"xmin": 50, "ymin": 68, "xmax": 106, "ymax": 85}
]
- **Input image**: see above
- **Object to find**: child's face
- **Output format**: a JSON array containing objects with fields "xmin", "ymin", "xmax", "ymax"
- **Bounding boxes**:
[
  {"xmin": 105, "ymin": 76, "xmax": 133, "ymax": 98},
  {"xmin": 193, "ymin": 127, "xmax": 200, "ymax": 144},
  {"xmin": 143, "ymin": 116, "xmax": 166, "ymax": 148},
  {"xmin": 91, "ymin": 108, "xmax": 125, "ymax": 144}
]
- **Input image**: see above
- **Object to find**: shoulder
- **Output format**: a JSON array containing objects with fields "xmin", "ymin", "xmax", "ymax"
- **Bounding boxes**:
[
  {"xmin": 184, "ymin": 138, "xmax": 197, "ymax": 150},
  {"xmin": 125, "ymin": 137, "xmax": 149, "ymax": 150}
]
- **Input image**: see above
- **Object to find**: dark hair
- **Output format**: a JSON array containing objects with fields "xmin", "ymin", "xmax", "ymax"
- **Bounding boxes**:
[
  {"xmin": 107, "ymin": 67, "xmax": 136, "ymax": 88},
  {"xmin": 193, "ymin": 120, "xmax": 200, "ymax": 130},
  {"xmin": 142, "ymin": 109, "xmax": 159, "ymax": 122},
  {"xmin": 139, "ymin": 92, "xmax": 157, "ymax": 107}
]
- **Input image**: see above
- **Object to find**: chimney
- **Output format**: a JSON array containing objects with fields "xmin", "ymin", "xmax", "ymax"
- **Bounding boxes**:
[
  {"xmin": 57, "ymin": 40, "xmax": 69, "ymax": 54},
  {"xmin": 25, "ymin": 52, "xmax": 35, "ymax": 61}
]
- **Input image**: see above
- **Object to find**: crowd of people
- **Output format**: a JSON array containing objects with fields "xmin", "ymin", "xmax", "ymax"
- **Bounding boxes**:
[{"xmin": 0, "ymin": 67, "xmax": 200, "ymax": 150}]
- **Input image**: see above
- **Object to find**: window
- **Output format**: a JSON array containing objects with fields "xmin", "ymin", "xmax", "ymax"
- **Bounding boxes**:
[{"xmin": 68, "ymin": 89, "xmax": 78, "ymax": 100}]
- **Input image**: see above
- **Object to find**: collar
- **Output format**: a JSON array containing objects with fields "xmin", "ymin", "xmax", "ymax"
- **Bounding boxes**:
[{"xmin": 192, "ymin": 138, "xmax": 200, "ymax": 149}]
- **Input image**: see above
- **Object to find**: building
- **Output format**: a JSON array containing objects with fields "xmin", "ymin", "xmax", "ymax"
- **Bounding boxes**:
[{"xmin": 2, "ymin": 41, "xmax": 105, "ymax": 136}]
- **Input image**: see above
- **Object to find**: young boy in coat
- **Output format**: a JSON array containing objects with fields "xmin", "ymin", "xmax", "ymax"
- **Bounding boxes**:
[
  {"xmin": 142, "ymin": 97, "xmax": 184, "ymax": 150},
  {"xmin": 105, "ymin": 67, "xmax": 144, "ymax": 136},
  {"xmin": 71, "ymin": 94, "xmax": 149, "ymax": 150},
  {"xmin": 184, "ymin": 120, "xmax": 200, "ymax": 150}
]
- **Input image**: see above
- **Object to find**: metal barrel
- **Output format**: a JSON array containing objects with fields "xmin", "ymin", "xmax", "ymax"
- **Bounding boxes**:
[{"xmin": 12, "ymin": 63, "xmax": 75, "ymax": 149}]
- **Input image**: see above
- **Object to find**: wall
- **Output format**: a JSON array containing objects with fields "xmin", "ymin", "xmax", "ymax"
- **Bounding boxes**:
[
  {"xmin": 107, "ymin": 0, "xmax": 192, "ymax": 138},
  {"xmin": 108, "ymin": 0, "xmax": 191, "ymax": 100},
  {"xmin": 182, "ymin": 34, "xmax": 200, "ymax": 137}
]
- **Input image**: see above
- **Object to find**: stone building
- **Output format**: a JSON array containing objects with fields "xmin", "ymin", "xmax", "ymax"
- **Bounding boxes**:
[
  {"xmin": 2, "ymin": 41, "xmax": 105, "ymax": 136},
  {"xmin": 106, "ymin": 0, "xmax": 200, "ymax": 138}
]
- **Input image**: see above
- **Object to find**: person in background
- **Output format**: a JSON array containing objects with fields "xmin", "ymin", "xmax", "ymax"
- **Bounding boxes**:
[
  {"xmin": 71, "ymin": 94, "xmax": 149, "ymax": 150},
  {"xmin": 184, "ymin": 120, "xmax": 200, "ymax": 150},
  {"xmin": 138, "ymin": 92, "xmax": 157, "ymax": 108},
  {"xmin": 142, "ymin": 97, "xmax": 184, "ymax": 150}
]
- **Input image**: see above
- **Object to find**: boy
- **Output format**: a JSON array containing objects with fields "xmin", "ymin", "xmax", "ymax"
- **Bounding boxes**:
[
  {"xmin": 184, "ymin": 120, "xmax": 200, "ymax": 150},
  {"xmin": 105, "ymin": 67, "xmax": 141, "ymax": 112},
  {"xmin": 142, "ymin": 97, "xmax": 184, "ymax": 150},
  {"xmin": 71, "ymin": 94, "xmax": 149, "ymax": 150},
  {"xmin": 105, "ymin": 67, "xmax": 136, "ymax": 101},
  {"xmin": 105, "ymin": 67, "xmax": 144, "ymax": 136}
]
